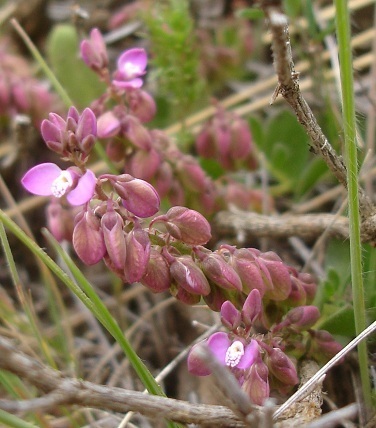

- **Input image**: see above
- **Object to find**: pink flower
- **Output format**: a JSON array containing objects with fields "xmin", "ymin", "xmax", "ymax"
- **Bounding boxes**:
[
  {"xmin": 112, "ymin": 48, "xmax": 147, "ymax": 89},
  {"xmin": 21, "ymin": 163, "xmax": 96, "ymax": 206},
  {"xmin": 188, "ymin": 332, "xmax": 259, "ymax": 376}
]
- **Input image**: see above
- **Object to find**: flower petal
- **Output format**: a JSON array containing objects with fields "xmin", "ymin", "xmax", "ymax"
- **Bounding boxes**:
[
  {"xmin": 207, "ymin": 332, "xmax": 231, "ymax": 366},
  {"xmin": 112, "ymin": 78, "xmax": 144, "ymax": 89},
  {"xmin": 21, "ymin": 163, "xmax": 62, "ymax": 196},
  {"xmin": 117, "ymin": 48, "xmax": 147, "ymax": 76},
  {"xmin": 237, "ymin": 339, "xmax": 259, "ymax": 370},
  {"xmin": 67, "ymin": 169, "xmax": 96, "ymax": 205}
]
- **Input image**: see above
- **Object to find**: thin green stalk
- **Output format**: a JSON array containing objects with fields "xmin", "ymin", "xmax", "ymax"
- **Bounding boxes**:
[
  {"xmin": 334, "ymin": 0, "xmax": 372, "ymax": 411},
  {"xmin": 0, "ymin": 210, "xmax": 179, "ymax": 428},
  {"xmin": 0, "ymin": 410, "xmax": 38, "ymax": 428},
  {"xmin": 0, "ymin": 222, "xmax": 57, "ymax": 369}
]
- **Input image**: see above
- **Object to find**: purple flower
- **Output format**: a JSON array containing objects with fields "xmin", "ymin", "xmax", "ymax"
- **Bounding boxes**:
[
  {"xmin": 21, "ymin": 163, "xmax": 96, "ymax": 206},
  {"xmin": 188, "ymin": 332, "xmax": 259, "ymax": 376},
  {"xmin": 112, "ymin": 48, "xmax": 147, "ymax": 89}
]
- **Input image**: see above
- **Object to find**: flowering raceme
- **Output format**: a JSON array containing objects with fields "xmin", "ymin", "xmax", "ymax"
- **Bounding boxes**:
[{"xmin": 18, "ymin": 32, "xmax": 344, "ymax": 412}]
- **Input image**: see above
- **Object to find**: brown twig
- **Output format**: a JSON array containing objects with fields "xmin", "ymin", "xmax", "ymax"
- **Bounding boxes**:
[
  {"xmin": 260, "ymin": 1, "xmax": 376, "ymax": 243},
  {"xmin": 215, "ymin": 211, "xmax": 350, "ymax": 241},
  {"xmin": 0, "ymin": 335, "xmax": 244, "ymax": 427}
]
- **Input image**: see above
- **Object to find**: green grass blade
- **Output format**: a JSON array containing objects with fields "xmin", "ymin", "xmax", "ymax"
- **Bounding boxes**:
[
  {"xmin": 334, "ymin": 0, "xmax": 373, "ymax": 411},
  {"xmin": 0, "ymin": 410, "xmax": 38, "ymax": 428},
  {"xmin": 0, "ymin": 209, "xmax": 181, "ymax": 428}
]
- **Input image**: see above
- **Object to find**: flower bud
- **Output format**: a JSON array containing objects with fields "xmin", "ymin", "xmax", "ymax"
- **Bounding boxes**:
[
  {"xmin": 140, "ymin": 248, "xmax": 171, "ymax": 292},
  {"xmin": 173, "ymin": 286, "xmax": 201, "ymax": 305},
  {"xmin": 310, "ymin": 330, "xmax": 343, "ymax": 363},
  {"xmin": 241, "ymin": 289, "xmax": 262, "ymax": 326},
  {"xmin": 46, "ymin": 200, "xmax": 75, "ymax": 242},
  {"xmin": 286, "ymin": 306, "xmax": 320, "ymax": 330},
  {"xmin": 286, "ymin": 275, "xmax": 307, "ymax": 306},
  {"xmin": 106, "ymin": 139, "xmax": 125, "ymax": 162},
  {"xmin": 243, "ymin": 360, "xmax": 270, "ymax": 405},
  {"xmin": 80, "ymin": 28, "xmax": 108, "ymax": 73},
  {"xmin": 152, "ymin": 206, "xmax": 211, "ymax": 245},
  {"xmin": 97, "ymin": 111, "xmax": 121, "ymax": 138},
  {"xmin": 73, "ymin": 208, "xmax": 106, "ymax": 265},
  {"xmin": 298, "ymin": 272, "xmax": 317, "ymax": 303},
  {"xmin": 123, "ymin": 115, "xmax": 152, "ymax": 150},
  {"xmin": 229, "ymin": 115, "xmax": 255, "ymax": 166},
  {"xmin": 127, "ymin": 89, "xmax": 156, "ymax": 123},
  {"xmin": 111, "ymin": 174, "xmax": 160, "ymax": 218},
  {"xmin": 267, "ymin": 348, "xmax": 299, "ymax": 386},
  {"xmin": 259, "ymin": 252, "xmax": 292, "ymax": 301},
  {"xmin": 123, "ymin": 226, "xmax": 151, "ymax": 283},
  {"xmin": 101, "ymin": 203, "xmax": 126, "ymax": 271},
  {"xmin": 170, "ymin": 255, "xmax": 210, "ymax": 296},
  {"xmin": 176, "ymin": 155, "xmax": 207, "ymax": 193},
  {"xmin": 154, "ymin": 161, "xmax": 173, "ymax": 198},
  {"xmin": 126, "ymin": 149, "xmax": 161, "ymax": 182},
  {"xmin": 197, "ymin": 250, "xmax": 242, "ymax": 291},
  {"xmin": 229, "ymin": 248, "xmax": 266, "ymax": 295},
  {"xmin": 220, "ymin": 300, "xmax": 241, "ymax": 330}
]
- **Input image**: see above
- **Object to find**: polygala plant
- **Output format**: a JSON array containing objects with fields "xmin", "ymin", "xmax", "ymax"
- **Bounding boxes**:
[{"xmin": 19, "ymin": 27, "xmax": 343, "ymax": 407}]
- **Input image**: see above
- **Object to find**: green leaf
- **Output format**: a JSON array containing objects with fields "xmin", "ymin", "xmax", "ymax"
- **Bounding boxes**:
[
  {"xmin": 319, "ymin": 304, "xmax": 355, "ymax": 337},
  {"xmin": 236, "ymin": 8, "xmax": 265, "ymax": 20},
  {"xmin": 46, "ymin": 25, "xmax": 105, "ymax": 108},
  {"xmin": 294, "ymin": 157, "xmax": 328, "ymax": 197},
  {"xmin": 283, "ymin": 0, "xmax": 302, "ymax": 18},
  {"xmin": 263, "ymin": 111, "xmax": 309, "ymax": 188}
]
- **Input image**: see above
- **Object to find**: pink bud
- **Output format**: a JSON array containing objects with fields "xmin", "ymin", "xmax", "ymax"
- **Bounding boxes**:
[
  {"xmin": 73, "ymin": 209, "xmax": 106, "ymax": 265},
  {"xmin": 310, "ymin": 330, "xmax": 343, "ymax": 362},
  {"xmin": 197, "ymin": 250, "xmax": 242, "ymax": 291},
  {"xmin": 173, "ymin": 286, "xmax": 201, "ymax": 305},
  {"xmin": 97, "ymin": 111, "xmax": 121, "ymax": 138},
  {"xmin": 127, "ymin": 89, "xmax": 156, "ymax": 123},
  {"xmin": 101, "ymin": 204, "xmax": 126, "ymax": 271},
  {"xmin": 123, "ymin": 115, "xmax": 152, "ymax": 150},
  {"xmin": 259, "ymin": 252, "xmax": 292, "ymax": 301},
  {"xmin": 286, "ymin": 275, "xmax": 307, "ymax": 306},
  {"xmin": 241, "ymin": 289, "xmax": 262, "ymax": 326},
  {"xmin": 170, "ymin": 255, "xmax": 210, "ymax": 296},
  {"xmin": 46, "ymin": 200, "xmax": 75, "ymax": 242},
  {"xmin": 106, "ymin": 139, "xmax": 125, "ymax": 162},
  {"xmin": 110, "ymin": 174, "xmax": 160, "ymax": 218},
  {"xmin": 140, "ymin": 248, "xmax": 171, "ymax": 292},
  {"xmin": 286, "ymin": 306, "xmax": 320, "ymax": 330},
  {"xmin": 153, "ymin": 206, "xmax": 211, "ymax": 245},
  {"xmin": 229, "ymin": 248, "xmax": 266, "ymax": 295},
  {"xmin": 154, "ymin": 161, "xmax": 173, "ymax": 198},
  {"xmin": 243, "ymin": 360, "xmax": 270, "ymax": 405},
  {"xmin": 229, "ymin": 115, "xmax": 253, "ymax": 160},
  {"xmin": 176, "ymin": 155, "xmax": 207, "ymax": 193},
  {"xmin": 267, "ymin": 348, "xmax": 299, "ymax": 386},
  {"xmin": 123, "ymin": 226, "xmax": 151, "ymax": 283},
  {"xmin": 203, "ymin": 284, "xmax": 229, "ymax": 311},
  {"xmin": 298, "ymin": 272, "xmax": 317, "ymax": 303},
  {"xmin": 80, "ymin": 28, "xmax": 108, "ymax": 72},
  {"xmin": 220, "ymin": 300, "xmax": 241, "ymax": 330},
  {"xmin": 126, "ymin": 149, "xmax": 161, "ymax": 182}
]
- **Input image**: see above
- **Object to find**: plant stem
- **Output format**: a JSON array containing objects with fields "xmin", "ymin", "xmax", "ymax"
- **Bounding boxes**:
[{"xmin": 334, "ymin": 0, "xmax": 372, "ymax": 411}]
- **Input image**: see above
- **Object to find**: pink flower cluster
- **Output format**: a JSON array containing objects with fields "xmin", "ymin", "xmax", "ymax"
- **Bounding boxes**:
[{"xmin": 19, "ymin": 30, "xmax": 343, "ymax": 408}]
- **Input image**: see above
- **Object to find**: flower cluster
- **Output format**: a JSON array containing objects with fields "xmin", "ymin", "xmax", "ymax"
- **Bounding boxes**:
[
  {"xmin": 0, "ymin": 43, "xmax": 56, "ymax": 126},
  {"xmin": 20, "ymin": 29, "xmax": 343, "ymax": 408},
  {"xmin": 78, "ymin": 28, "xmax": 262, "ymax": 217},
  {"xmin": 188, "ymin": 290, "xmax": 341, "ymax": 405}
]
